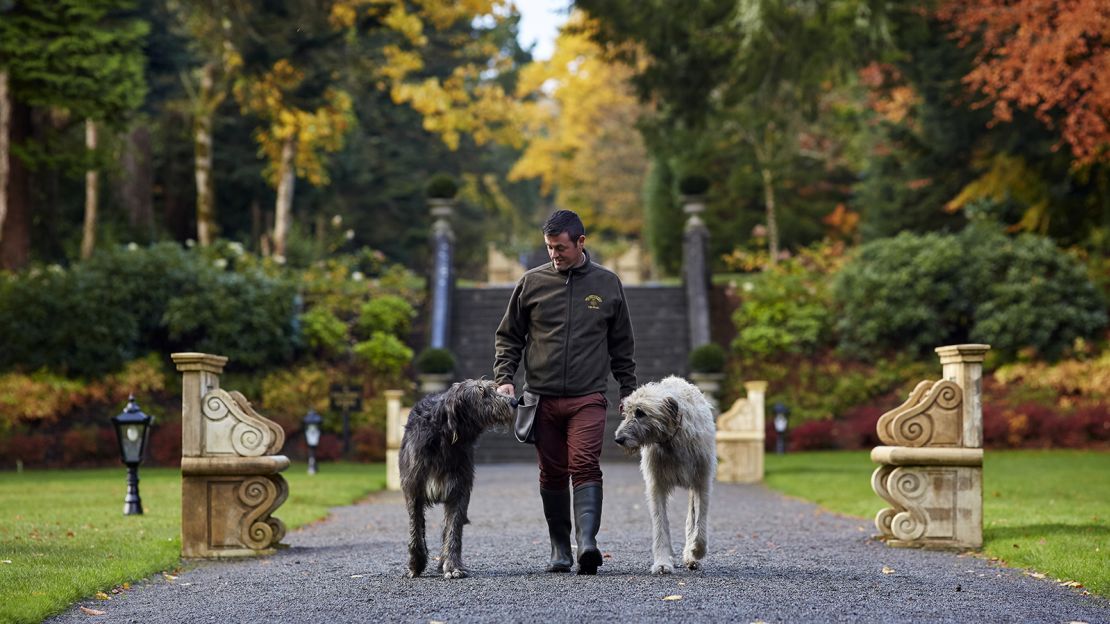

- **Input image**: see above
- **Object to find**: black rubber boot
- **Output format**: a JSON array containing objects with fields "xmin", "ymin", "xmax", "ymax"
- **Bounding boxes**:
[
  {"xmin": 573, "ymin": 484, "xmax": 603, "ymax": 575},
  {"xmin": 540, "ymin": 488, "xmax": 573, "ymax": 573}
]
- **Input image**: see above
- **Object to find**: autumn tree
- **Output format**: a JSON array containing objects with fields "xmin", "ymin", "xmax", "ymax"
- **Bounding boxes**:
[
  {"xmin": 165, "ymin": 0, "xmax": 242, "ymax": 246},
  {"xmin": 579, "ymin": 0, "xmax": 889, "ymax": 265},
  {"xmin": 229, "ymin": 0, "xmax": 520, "ymax": 260},
  {"xmin": 938, "ymin": 0, "xmax": 1110, "ymax": 168},
  {"xmin": 509, "ymin": 11, "xmax": 649, "ymax": 242}
]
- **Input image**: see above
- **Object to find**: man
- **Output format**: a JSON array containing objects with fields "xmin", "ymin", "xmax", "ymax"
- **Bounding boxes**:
[{"xmin": 494, "ymin": 209, "xmax": 637, "ymax": 575}]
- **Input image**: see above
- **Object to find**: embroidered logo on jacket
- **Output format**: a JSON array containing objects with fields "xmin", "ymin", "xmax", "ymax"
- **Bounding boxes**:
[{"xmin": 584, "ymin": 294, "xmax": 603, "ymax": 310}]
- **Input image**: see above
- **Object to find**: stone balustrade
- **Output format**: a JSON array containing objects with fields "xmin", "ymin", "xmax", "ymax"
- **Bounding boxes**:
[
  {"xmin": 716, "ymin": 381, "xmax": 768, "ymax": 483},
  {"xmin": 871, "ymin": 344, "xmax": 990, "ymax": 549},
  {"xmin": 173, "ymin": 352, "xmax": 290, "ymax": 558}
]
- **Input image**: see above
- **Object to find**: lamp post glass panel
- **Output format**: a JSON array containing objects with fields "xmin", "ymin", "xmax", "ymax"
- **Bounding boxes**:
[
  {"xmin": 773, "ymin": 403, "xmax": 790, "ymax": 455},
  {"xmin": 303, "ymin": 410, "xmax": 323, "ymax": 475},
  {"xmin": 111, "ymin": 395, "xmax": 154, "ymax": 515}
]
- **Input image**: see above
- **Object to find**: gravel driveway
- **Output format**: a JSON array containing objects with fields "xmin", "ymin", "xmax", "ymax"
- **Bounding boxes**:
[{"xmin": 49, "ymin": 463, "xmax": 1109, "ymax": 623}]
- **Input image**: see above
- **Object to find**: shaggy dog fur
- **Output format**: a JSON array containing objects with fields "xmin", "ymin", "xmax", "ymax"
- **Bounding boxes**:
[
  {"xmin": 614, "ymin": 375, "xmax": 716, "ymax": 574},
  {"xmin": 399, "ymin": 379, "xmax": 514, "ymax": 579}
]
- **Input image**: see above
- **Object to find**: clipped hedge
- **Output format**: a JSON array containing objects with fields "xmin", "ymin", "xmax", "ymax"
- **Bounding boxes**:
[{"xmin": 0, "ymin": 243, "xmax": 298, "ymax": 377}]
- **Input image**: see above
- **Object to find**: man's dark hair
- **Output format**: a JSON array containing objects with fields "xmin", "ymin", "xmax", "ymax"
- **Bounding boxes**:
[{"xmin": 542, "ymin": 210, "xmax": 585, "ymax": 241}]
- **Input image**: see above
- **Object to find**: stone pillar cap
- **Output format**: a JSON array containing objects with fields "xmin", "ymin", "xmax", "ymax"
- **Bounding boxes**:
[
  {"xmin": 743, "ymin": 380, "xmax": 769, "ymax": 393},
  {"xmin": 171, "ymin": 352, "xmax": 229, "ymax": 373},
  {"xmin": 384, "ymin": 389, "xmax": 405, "ymax": 399},
  {"xmin": 934, "ymin": 344, "xmax": 991, "ymax": 364}
]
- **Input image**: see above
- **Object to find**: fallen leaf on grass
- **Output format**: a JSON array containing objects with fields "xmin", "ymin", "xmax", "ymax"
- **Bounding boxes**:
[
  {"xmin": 881, "ymin": 566, "xmax": 895, "ymax": 575},
  {"xmin": 1059, "ymin": 580, "xmax": 1083, "ymax": 588},
  {"xmin": 79, "ymin": 607, "xmax": 106, "ymax": 616},
  {"xmin": 162, "ymin": 573, "xmax": 177, "ymax": 581},
  {"xmin": 94, "ymin": 592, "xmax": 110, "ymax": 601},
  {"xmin": 662, "ymin": 595, "xmax": 682, "ymax": 601},
  {"xmin": 1025, "ymin": 572, "xmax": 1046, "ymax": 580}
]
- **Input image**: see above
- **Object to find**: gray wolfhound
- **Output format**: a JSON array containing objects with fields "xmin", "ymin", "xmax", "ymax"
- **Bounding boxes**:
[
  {"xmin": 399, "ymin": 379, "xmax": 514, "ymax": 579},
  {"xmin": 614, "ymin": 375, "xmax": 716, "ymax": 574}
]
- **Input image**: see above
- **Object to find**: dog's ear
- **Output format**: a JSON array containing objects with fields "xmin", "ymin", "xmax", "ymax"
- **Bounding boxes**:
[{"xmin": 664, "ymin": 397, "xmax": 682, "ymax": 428}]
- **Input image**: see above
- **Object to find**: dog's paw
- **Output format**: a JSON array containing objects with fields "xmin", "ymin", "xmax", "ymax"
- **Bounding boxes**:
[
  {"xmin": 650, "ymin": 562, "xmax": 674, "ymax": 575},
  {"xmin": 404, "ymin": 569, "xmax": 422, "ymax": 579},
  {"xmin": 683, "ymin": 558, "xmax": 701, "ymax": 571},
  {"xmin": 442, "ymin": 567, "xmax": 468, "ymax": 579}
]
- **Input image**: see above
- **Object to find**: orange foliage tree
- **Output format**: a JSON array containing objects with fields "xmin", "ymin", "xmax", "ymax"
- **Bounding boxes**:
[{"xmin": 938, "ymin": 0, "xmax": 1110, "ymax": 167}]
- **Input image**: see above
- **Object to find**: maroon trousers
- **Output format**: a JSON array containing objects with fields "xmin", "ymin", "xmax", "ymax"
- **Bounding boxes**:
[{"xmin": 534, "ymin": 392, "xmax": 607, "ymax": 491}]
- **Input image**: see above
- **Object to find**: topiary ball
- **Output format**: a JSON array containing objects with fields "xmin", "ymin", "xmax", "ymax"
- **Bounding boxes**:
[
  {"xmin": 414, "ymin": 347, "xmax": 456, "ymax": 374},
  {"xmin": 688, "ymin": 342, "xmax": 726, "ymax": 374}
]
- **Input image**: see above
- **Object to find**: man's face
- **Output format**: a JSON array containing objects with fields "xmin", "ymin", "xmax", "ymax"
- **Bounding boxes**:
[{"xmin": 544, "ymin": 231, "xmax": 585, "ymax": 271}]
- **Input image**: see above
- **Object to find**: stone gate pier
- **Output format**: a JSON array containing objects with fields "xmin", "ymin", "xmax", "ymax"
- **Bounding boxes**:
[
  {"xmin": 173, "ymin": 352, "xmax": 290, "ymax": 558},
  {"xmin": 871, "ymin": 344, "xmax": 990, "ymax": 549}
]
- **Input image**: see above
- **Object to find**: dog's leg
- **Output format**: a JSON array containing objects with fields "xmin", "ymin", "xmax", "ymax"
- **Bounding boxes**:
[
  {"xmin": 440, "ymin": 489, "xmax": 470, "ymax": 579},
  {"xmin": 682, "ymin": 481, "xmax": 709, "ymax": 570},
  {"xmin": 405, "ymin": 492, "xmax": 428, "ymax": 578},
  {"xmin": 646, "ymin": 476, "xmax": 674, "ymax": 575}
]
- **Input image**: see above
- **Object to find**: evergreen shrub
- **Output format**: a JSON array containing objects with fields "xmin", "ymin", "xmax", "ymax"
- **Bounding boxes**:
[
  {"xmin": 353, "ymin": 332, "xmax": 413, "ymax": 378},
  {"xmin": 832, "ymin": 226, "xmax": 1106, "ymax": 361},
  {"xmin": 357, "ymin": 295, "xmax": 415, "ymax": 339}
]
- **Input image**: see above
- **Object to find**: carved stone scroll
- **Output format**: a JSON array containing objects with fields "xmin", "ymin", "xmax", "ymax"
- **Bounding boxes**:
[
  {"xmin": 173, "ymin": 352, "xmax": 290, "ymax": 558},
  {"xmin": 716, "ymin": 381, "xmax": 767, "ymax": 483},
  {"xmin": 871, "ymin": 344, "xmax": 989, "ymax": 550},
  {"xmin": 877, "ymin": 379, "xmax": 964, "ymax": 447}
]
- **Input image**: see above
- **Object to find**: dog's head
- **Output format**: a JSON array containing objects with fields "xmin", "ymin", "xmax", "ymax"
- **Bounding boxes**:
[
  {"xmin": 614, "ymin": 385, "xmax": 682, "ymax": 451},
  {"xmin": 441, "ymin": 379, "xmax": 515, "ymax": 442}
]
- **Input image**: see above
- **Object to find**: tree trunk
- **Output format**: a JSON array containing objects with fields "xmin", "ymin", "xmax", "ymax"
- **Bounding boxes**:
[
  {"xmin": 760, "ymin": 165, "xmax": 779, "ymax": 265},
  {"xmin": 0, "ymin": 70, "xmax": 8, "ymax": 247},
  {"xmin": 1, "ymin": 99, "xmax": 32, "ymax": 270},
  {"xmin": 81, "ymin": 119, "xmax": 98, "ymax": 259},
  {"xmin": 272, "ymin": 134, "xmax": 296, "ymax": 260},
  {"xmin": 194, "ymin": 62, "xmax": 218, "ymax": 246},
  {"xmin": 120, "ymin": 123, "xmax": 153, "ymax": 240}
]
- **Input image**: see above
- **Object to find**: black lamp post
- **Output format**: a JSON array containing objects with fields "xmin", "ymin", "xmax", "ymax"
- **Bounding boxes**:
[
  {"xmin": 773, "ymin": 402, "xmax": 790, "ymax": 455},
  {"xmin": 303, "ymin": 410, "xmax": 323, "ymax": 475},
  {"xmin": 111, "ymin": 395, "xmax": 154, "ymax": 515}
]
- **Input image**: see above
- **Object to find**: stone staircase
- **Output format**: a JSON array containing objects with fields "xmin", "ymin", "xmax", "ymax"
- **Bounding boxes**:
[{"xmin": 449, "ymin": 285, "xmax": 689, "ymax": 463}]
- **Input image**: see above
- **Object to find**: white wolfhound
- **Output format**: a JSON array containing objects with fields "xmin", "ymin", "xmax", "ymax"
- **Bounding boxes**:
[{"xmin": 614, "ymin": 375, "xmax": 716, "ymax": 574}]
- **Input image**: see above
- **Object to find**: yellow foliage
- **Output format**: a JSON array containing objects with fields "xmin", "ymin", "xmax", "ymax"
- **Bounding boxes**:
[
  {"xmin": 994, "ymin": 351, "xmax": 1110, "ymax": 399},
  {"xmin": 237, "ymin": 60, "xmax": 355, "ymax": 188},
  {"xmin": 509, "ymin": 11, "xmax": 649, "ymax": 237},
  {"xmin": 236, "ymin": 0, "xmax": 517, "ymax": 182},
  {"xmin": 945, "ymin": 153, "xmax": 1052, "ymax": 233},
  {"xmin": 0, "ymin": 356, "xmax": 167, "ymax": 428}
]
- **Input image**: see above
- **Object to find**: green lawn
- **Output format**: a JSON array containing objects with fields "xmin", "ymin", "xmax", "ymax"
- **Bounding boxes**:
[
  {"xmin": 0, "ymin": 462, "xmax": 384, "ymax": 624},
  {"xmin": 764, "ymin": 450, "xmax": 1110, "ymax": 596}
]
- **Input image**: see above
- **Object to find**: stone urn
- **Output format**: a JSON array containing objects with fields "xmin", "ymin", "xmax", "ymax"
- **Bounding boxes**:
[
  {"xmin": 689, "ymin": 372, "xmax": 725, "ymax": 411},
  {"xmin": 417, "ymin": 373, "xmax": 453, "ymax": 395}
]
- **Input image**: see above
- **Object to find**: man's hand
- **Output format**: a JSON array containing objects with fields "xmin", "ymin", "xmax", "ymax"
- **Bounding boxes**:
[{"xmin": 497, "ymin": 383, "xmax": 515, "ymax": 398}]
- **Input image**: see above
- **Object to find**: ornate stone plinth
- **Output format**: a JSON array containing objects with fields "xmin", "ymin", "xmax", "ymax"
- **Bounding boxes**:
[
  {"xmin": 716, "ymin": 381, "xmax": 768, "ymax": 483},
  {"xmin": 871, "ymin": 344, "xmax": 989, "ymax": 550},
  {"xmin": 173, "ymin": 352, "xmax": 290, "ymax": 558}
]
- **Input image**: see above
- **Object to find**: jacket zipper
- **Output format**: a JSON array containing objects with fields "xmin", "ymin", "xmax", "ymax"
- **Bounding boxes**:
[{"xmin": 562, "ymin": 268, "xmax": 573, "ymax": 396}]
